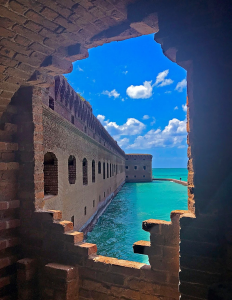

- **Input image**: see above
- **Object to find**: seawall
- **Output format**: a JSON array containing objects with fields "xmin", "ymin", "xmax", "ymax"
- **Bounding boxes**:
[{"xmin": 153, "ymin": 178, "xmax": 187, "ymax": 186}]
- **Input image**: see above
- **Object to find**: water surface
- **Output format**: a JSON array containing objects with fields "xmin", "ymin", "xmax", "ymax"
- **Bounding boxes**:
[{"xmin": 86, "ymin": 168, "xmax": 188, "ymax": 263}]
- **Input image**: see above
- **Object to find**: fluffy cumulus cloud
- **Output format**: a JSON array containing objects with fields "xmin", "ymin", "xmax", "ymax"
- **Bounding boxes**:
[
  {"xmin": 154, "ymin": 70, "xmax": 174, "ymax": 87},
  {"xmin": 174, "ymin": 106, "xmax": 178, "ymax": 110},
  {"xmin": 102, "ymin": 89, "xmax": 120, "ymax": 99},
  {"xmin": 126, "ymin": 81, "xmax": 153, "ymax": 99},
  {"xmin": 142, "ymin": 115, "xmax": 150, "ymax": 120},
  {"xmin": 175, "ymin": 79, "xmax": 187, "ymax": 92},
  {"xmin": 117, "ymin": 138, "xmax": 129, "ymax": 148},
  {"xmin": 97, "ymin": 115, "xmax": 145, "ymax": 140},
  {"xmin": 127, "ymin": 118, "xmax": 186, "ymax": 149},
  {"xmin": 182, "ymin": 104, "xmax": 187, "ymax": 112}
]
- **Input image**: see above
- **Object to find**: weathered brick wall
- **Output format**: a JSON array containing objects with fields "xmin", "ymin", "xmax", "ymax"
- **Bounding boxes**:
[
  {"xmin": 0, "ymin": 105, "xmax": 20, "ymax": 298},
  {"xmin": 42, "ymin": 105, "xmax": 125, "ymax": 231},
  {"xmin": 125, "ymin": 154, "xmax": 152, "ymax": 182}
]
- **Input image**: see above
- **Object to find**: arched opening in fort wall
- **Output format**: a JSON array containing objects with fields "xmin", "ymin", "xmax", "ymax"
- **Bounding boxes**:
[{"xmin": 0, "ymin": 1, "xmax": 231, "ymax": 300}]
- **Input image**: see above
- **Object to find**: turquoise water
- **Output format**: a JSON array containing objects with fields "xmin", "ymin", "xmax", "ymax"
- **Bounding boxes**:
[{"xmin": 86, "ymin": 168, "xmax": 188, "ymax": 264}]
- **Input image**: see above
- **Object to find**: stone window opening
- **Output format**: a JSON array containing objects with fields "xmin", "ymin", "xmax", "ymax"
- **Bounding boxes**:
[
  {"xmin": 68, "ymin": 155, "xmax": 76, "ymax": 184},
  {"xmin": 71, "ymin": 215, "xmax": 74, "ymax": 226},
  {"xmin": 126, "ymin": 176, "xmax": 128, "ymax": 178},
  {"xmin": 104, "ymin": 192, "xmax": 105, "ymax": 197},
  {"xmin": 49, "ymin": 96, "xmax": 54, "ymax": 110},
  {"xmin": 134, "ymin": 166, "xmax": 137, "ymax": 170},
  {"xmin": 84, "ymin": 206, "xmax": 86, "ymax": 215},
  {"xmin": 103, "ymin": 162, "xmax": 105, "ymax": 179},
  {"xmin": 93, "ymin": 200, "xmax": 95, "ymax": 207},
  {"xmin": 83, "ymin": 158, "xmax": 88, "ymax": 185},
  {"xmin": 92, "ymin": 160, "xmax": 95, "ymax": 183},
  {"xmin": 126, "ymin": 166, "xmax": 128, "ymax": 169},
  {"xmin": 143, "ymin": 175, "xmax": 145, "ymax": 178},
  {"xmin": 134, "ymin": 175, "xmax": 136, "ymax": 178},
  {"xmin": 71, "ymin": 115, "xmax": 74, "ymax": 124},
  {"xmin": 107, "ymin": 163, "xmax": 109, "ymax": 178},
  {"xmin": 44, "ymin": 152, "xmax": 58, "ymax": 196},
  {"xmin": 110, "ymin": 163, "xmax": 111, "ymax": 177},
  {"xmin": 98, "ymin": 161, "xmax": 101, "ymax": 174},
  {"xmin": 143, "ymin": 166, "xmax": 146, "ymax": 170}
]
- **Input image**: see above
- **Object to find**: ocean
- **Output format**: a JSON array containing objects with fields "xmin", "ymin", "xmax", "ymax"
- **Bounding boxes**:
[{"xmin": 86, "ymin": 168, "xmax": 188, "ymax": 264}]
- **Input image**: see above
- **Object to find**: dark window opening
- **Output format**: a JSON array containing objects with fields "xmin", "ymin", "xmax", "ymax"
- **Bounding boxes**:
[
  {"xmin": 84, "ymin": 126, "xmax": 87, "ymax": 133},
  {"xmin": 98, "ymin": 161, "xmax": 101, "ymax": 174},
  {"xmin": 126, "ymin": 176, "xmax": 128, "ymax": 178},
  {"xmin": 68, "ymin": 155, "xmax": 76, "ymax": 184},
  {"xmin": 104, "ymin": 192, "xmax": 105, "ymax": 197},
  {"xmin": 83, "ymin": 158, "xmax": 88, "ymax": 185},
  {"xmin": 84, "ymin": 206, "xmax": 86, "ymax": 215},
  {"xmin": 71, "ymin": 115, "xmax": 74, "ymax": 124},
  {"xmin": 107, "ymin": 163, "xmax": 109, "ymax": 178},
  {"xmin": 126, "ymin": 166, "xmax": 128, "ymax": 169},
  {"xmin": 44, "ymin": 152, "xmax": 58, "ymax": 195},
  {"xmin": 49, "ymin": 97, "xmax": 54, "ymax": 110},
  {"xmin": 92, "ymin": 160, "xmax": 95, "ymax": 183},
  {"xmin": 103, "ymin": 162, "xmax": 105, "ymax": 179},
  {"xmin": 110, "ymin": 163, "xmax": 111, "ymax": 177},
  {"xmin": 93, "ymin": 200, "xmax": 95, "ymax": 207},
  {"xmin": 134, "ymin": 166, "xmax": 137, "ymax": 170},
  {"xmin": 71, "ymin": 215, "xmax": 74, "ymax": 226},
  {"xmin": 143, "ymin": 166, "xmax": 146, "ymax": 170},
  {"xmin": 134, "ymin": 159, "xmax": 136, "ymax": 160},
  {"xmin": 143, "ymin": 175, "xmax": 145, "ymax": 178},
  {"xmin": 134, "ymin": 175, "xmax": 136, "ymax": 178}
]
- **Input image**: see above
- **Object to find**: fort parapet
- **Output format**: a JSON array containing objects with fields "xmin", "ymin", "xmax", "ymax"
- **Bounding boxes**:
[
  {"xmin": 125, "ymin": 154, "xmax": 152, "ymax": 182},
  {"xmin": 46, "ymin": 75, "xmax": 125, "ymax": 158}
]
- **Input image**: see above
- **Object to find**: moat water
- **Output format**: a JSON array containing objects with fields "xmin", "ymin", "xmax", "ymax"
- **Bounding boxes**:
[{"xmin": 86, "ymin": 168, "xmax": 188, "ymax": 264}]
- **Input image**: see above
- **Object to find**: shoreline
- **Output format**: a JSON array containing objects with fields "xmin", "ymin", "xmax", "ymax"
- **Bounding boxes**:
[{"xmin": 152, "ymin": 178, "xmax": 187, "ymax": 186}]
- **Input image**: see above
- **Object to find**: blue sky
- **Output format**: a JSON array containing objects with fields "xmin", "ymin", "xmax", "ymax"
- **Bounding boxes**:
[{"xmin": 64, "ymin": 34, "xmax": 187, "ymax": 168}]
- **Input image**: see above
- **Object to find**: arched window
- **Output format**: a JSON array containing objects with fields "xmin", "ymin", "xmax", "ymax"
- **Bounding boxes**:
[
  {"xmin": 98, "ymin": 161, "xmax": 101, "ymax": 174},
  {"xmin": 49, "ymin": 97, "xmax": 54, "ymax": 110},
  {"xmin": 107, "ymin": 163, "xmax": 109, "ymax": 178},
  {"xmin": 83, "ymin": 158, "xmax": 88, "ymax": 185},
  {"xmin": 103, "ymin": 162, "xmax": 105, "ymax": 179},
  {"xmin": 110, "ymin": 163, "xmax": 111, "ymax": 177},
  {"xmin": 68, "ymin": 155, "xmax": 76, "ymax": 184},
  {"xmin": 44, "ymin": 152, "xmax": 58, "ymax": 195},
  {"xmin": 92, "ymin": 160, "xmax": 95, "ymax": 183}
]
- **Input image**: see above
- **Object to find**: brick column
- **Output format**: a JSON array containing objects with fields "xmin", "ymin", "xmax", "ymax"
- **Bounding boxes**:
[{"xmin": 179, "ymin": 54, "xmax": 232, "ymax": 299}]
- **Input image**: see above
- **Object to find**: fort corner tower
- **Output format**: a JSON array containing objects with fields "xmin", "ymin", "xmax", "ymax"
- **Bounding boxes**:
[{"xmin": 125, "ymin": 154, "xmax": 152, "ymax": 182}]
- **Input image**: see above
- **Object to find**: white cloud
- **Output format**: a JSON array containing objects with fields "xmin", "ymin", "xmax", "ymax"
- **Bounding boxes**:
[
  {"xmin": 142, "ymin": 115, "xmax": 150, "ymax": 120},
  {"xmin": 182, "ymin": 104, "xmax": 187, "ymax": 112},
  {"xmin": 97, "ymin": 115, "xmax": 145, "ymax": 140},
  {"xmin": 123, "ymin": 70, "xmax": 128, "ymax": 75},
  {"xmin": 174, "ymin": 106, "xmax": 178, "ymax": 110},
  {"xmin": 175, "ymin": 79, "xmax": 187, "ymax": 92},
  {"xmin": 127, "ymin": 118, "xmax": 186, "ymax": 149},
  {"xmin": 77, "ymin": 66, "xmax": 83, "ymax": 72},
  {"xmin": 165, "ymin": 91, "xmax": 172, "ymax": 94},
  {"xmin": 155, "ymin": 70, "xmax": 174, "ymax": 87},
  {"xmin": 126, "ymin": 81, "xmax": 153, "ymax": 99},
  {"xmin": 102, "ymin": 89, "xmax": 120, "ymax": 99},
  {"xmin": 150, "ymin": 117, "xmax": 156, "ymax": 126},
  {"xmin": 117, "ymin": 138, "xmax": 129, "ymax": 148}
]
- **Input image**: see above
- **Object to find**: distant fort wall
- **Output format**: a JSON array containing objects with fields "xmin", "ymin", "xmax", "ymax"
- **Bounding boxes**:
[
  {"xmin": 125, "ymin": 154, "xmax": 152, "ymax": 182},
  {"xmin": 42, "ymin": 76, "xmax": 125, "ymax": 231}
]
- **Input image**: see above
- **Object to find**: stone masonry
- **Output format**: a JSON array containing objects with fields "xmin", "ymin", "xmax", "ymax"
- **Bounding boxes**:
[{"xmin": 1, "ymin": 0, "xmax": 232, "ymax": 299}]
